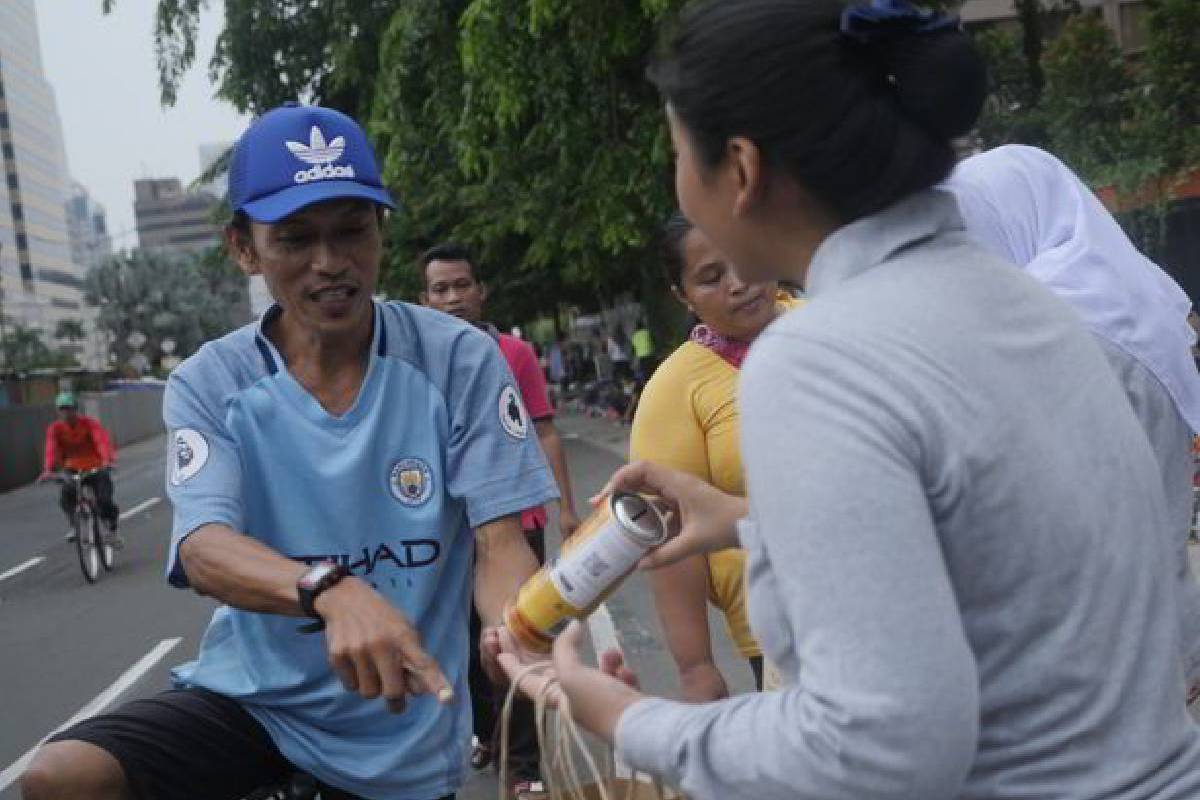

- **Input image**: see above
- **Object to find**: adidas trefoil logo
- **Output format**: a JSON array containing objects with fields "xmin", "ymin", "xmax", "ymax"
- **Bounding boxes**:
[
  {"xmin": 286, "ymin": 126, "xmax": 356, "ymax": 184},
  {"xmin": 287, "ymin": 126, "xmax": 345, "ymax": 164}
]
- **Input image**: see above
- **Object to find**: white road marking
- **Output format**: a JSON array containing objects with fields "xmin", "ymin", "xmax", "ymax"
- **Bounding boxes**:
[
  {"xmin": 0, "ymin": 637, "xmax": 182, "ymax": 791},
  {"xmin": 119, "ymin": 497, "xmax": 161, "ymax": 520},
  {"xmin": 586, "ymin": 603, "xmax": 633, "ymax": 777},
  {"xmin": 0, "ymin": 556, "xmax": 44, "ymax": 583}
]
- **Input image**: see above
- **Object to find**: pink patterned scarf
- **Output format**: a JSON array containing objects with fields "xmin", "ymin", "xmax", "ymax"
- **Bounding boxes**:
[{"xmin": 690, "ymin": 323, "xmax": 752, "ymax": 369}]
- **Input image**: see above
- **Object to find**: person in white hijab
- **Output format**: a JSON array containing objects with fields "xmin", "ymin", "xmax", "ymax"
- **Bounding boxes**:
[{"xmin": 946, "ymin": 144, "xmax": 1200, "ymax": 688}]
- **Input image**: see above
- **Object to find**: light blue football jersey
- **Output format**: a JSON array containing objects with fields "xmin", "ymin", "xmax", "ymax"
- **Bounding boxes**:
[{"xmin": 162, "ymin": 300, "xmax": 558, "ymax": 799}]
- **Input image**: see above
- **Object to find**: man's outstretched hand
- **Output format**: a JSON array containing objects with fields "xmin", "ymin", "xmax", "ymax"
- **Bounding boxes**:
[{"xmin": 314, "ymin": 577, "xmax": 453, "ymax": 714}]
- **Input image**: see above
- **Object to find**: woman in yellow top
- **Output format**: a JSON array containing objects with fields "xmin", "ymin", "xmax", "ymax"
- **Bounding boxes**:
[{"xmin": 631, "ymin": 213, "xmax": 797, "ymax": 702}]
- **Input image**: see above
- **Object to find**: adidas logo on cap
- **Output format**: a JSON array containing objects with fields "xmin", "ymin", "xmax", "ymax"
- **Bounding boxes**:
[{"xmin": 286, "ymin": 126, "xmax": 356, "ymax": 184}]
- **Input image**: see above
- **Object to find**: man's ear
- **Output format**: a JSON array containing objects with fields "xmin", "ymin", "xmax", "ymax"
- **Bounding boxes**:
[
  {"xmin": 419, "ymin": 291, "xmax": 430, "ymax": 306},
  {"xmin": 225, "ymin": 226, "xmax": 260, "ymax": 277}
]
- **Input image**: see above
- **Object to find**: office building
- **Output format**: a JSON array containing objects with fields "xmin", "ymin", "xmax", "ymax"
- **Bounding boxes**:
[
  {"xmin": 133, "ymin": 177, "xmax": 221, "ymax": 258},
  {"xmin": 962, "ymin": 0, "xmax": 1152, "ymax": 53},
  {"xmin": 63, "ymin": 182, "xmax": 110, "ymax": 369},
  {"xmin": 0, "ymin": 0, "xmax": 89, "ymax": 368},
  {"xmin": 66, "ymin": 181, "xmax": 111, "ymax": 273}
]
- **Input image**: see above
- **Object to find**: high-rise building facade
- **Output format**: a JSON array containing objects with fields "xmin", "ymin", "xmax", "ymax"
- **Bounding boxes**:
[
  {"xmin": 133, "ymin": 177, "xmax": 221, "ymax": 258},
  {"xmin": 64, "ymin": 182, "xmax": 110, "ymax": 369},
  {"xmin": 66, "ymin": 182, "xmax": 111, "ymax": 272},
  {"xmin": 0, "ymin": 0, "xmax": 88, "ymax": 367}
]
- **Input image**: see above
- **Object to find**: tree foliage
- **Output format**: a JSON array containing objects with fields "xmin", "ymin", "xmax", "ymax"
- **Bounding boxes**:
[
  {"xmin": 110, "ymin": 0, "xmax": 1200, "ymax": 327},
  {"xmin": 366, "ymin": 0, "xmax": 687, "ymax": 332},
  {"xmin": 974, "ymin": 27, "xmax": 1048, "ymax": 148},
  {"xmin": 54, "ymin": 319, "xmax": 87, "ymax": 343},
  {"xmin": 1041, "ymin": 12, "xmax": 1139, "ymax": 180},
  {"xmin": 1140, "ymin": 0, "xmax": 1200, "ymax": 175},
  {"xmin": 85, "ymin": 248, "xmax": 247, "ymax": 370},
  {"xmin": 0, "ymin": 317, "xmax": 75, "ymax": 372},
  {"xmin": 107, "ymin": 0, "xmax": 395, "ymax": 116},
  {"xmin": 974, "ymin": 0, "xmax": 1200, "ymax": 257},
  {"xmin": 107, "ymin": 0, "xmax": 686, "ymax": 335}
]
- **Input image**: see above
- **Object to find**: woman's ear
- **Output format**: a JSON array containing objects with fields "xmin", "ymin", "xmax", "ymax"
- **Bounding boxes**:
[{"xmin": 726, "ymin": 136, "xmax": 765, "ymax": 220}]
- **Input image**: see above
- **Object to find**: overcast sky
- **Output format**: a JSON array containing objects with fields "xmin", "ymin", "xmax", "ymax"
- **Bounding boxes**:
[{"xmin": 36, "ymin": 0, "xmax": 249, "ymax": 249}]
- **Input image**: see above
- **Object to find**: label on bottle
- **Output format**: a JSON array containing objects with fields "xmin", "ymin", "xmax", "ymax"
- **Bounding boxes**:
[{"xmin": 548, "ymin": 519, "xmax": 646, "ymax": 609}]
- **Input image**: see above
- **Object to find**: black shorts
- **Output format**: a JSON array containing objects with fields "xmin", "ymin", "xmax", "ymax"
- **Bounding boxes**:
[{"xmin": 49, "ymin": 687, "xmax": 454, "ymax": 800}]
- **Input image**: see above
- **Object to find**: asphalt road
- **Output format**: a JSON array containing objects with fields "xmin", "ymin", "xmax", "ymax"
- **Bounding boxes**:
[{"xmin": 0, "ymin": 429, "xmax": 751, "ymax": 800}]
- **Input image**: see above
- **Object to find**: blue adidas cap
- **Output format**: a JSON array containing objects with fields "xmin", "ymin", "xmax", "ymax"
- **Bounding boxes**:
[{"xmin": 228, "ymin": 103, "xmax": 396, "ymax": 223}]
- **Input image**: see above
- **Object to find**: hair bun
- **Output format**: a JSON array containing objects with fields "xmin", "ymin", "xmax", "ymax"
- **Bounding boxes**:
[
  {"xmin": 875, "ymin": 28, "xmax": 988, "ymax": 139},
  {"xmin": 840, "ymin": 1, "xmax": 987, "ymax": 139}
]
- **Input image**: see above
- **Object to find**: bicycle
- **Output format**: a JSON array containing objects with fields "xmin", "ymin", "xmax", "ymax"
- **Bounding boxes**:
[
  {"xmin": 243, "ymin": 773, "xmax": 338, "ymax": 799},
  {"xmin": 53, "ymin": 468, "xmax": 115, "ymax": 583}
]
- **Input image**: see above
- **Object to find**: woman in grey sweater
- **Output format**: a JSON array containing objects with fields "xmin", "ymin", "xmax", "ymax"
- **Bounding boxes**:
[{"xmin": 499, "ymin": 1, "xmax": 1200, "ymax": 798}]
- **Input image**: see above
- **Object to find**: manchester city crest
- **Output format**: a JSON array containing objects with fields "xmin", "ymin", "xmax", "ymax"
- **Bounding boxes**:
[{"xmin": 389, "ymin": 457, "xmax": 434, "ymax": 506}]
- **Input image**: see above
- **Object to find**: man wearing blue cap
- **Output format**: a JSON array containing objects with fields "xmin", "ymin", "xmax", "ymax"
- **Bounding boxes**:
[{"xmin": 21, "ymin": 104, "xmax": 557, "ymax": 800}]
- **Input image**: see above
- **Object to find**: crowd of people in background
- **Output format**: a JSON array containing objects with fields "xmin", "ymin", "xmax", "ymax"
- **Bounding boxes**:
[{"xmin": 527, "ymin": 321, "xmax": 659, "ymax": 424}]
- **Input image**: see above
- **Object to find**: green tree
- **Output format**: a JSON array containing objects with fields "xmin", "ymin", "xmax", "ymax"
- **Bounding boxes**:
[
  {"xmin": 368, "ymin": 1, "xmax": 473, "ymax": 299},
  {"xmin": 1140, "ymin": 0, "xmax": 1200, "ymax": 175},
  {"xmin": 193, "ymin": 243, "xmax": 251, "ymax": 315},
  {"xmin": 86, "ymin": 248, "xmax": 246, "ymax": 371},
  {"xmin": 1041, "ymin": 11, "xmax": 1141, "ymax": 181},
  {"xmin": 114, "ymin": 1, "xmax": 690, "ymax": 339},
  {"xmin": 0, "ymin": 316, "xmax": 72, "ymax": 372},
  {"xmin": 118, "ymin": 0, "xmax": 1200, "ymax": 341},
  {"xmin": 1014, "ymin": 0, "xmax": 1047, "ymax": 101},
  {"xmin": 974, "ymin": 27, "xmax": 1049, "ymax": 148},
  {"xmin": 374, "ymin": 1, "xmax": 683, "ymax": 336},
  {"xmin": 54, "ymin": 319, "xmax": 86, "ymax": 344},
  {"xmin": 454, "ymin": 0, "xmax": 677, "ymax": 287}
]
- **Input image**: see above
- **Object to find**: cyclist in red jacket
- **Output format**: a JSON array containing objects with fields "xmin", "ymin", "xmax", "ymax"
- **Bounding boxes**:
[{"xmin": 38, "ymin": 392, "xmax": 121, "ymax": 542}]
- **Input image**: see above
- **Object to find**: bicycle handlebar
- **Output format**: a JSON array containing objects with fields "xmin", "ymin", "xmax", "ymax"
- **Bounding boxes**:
[{"xmin": 50, "ymin": 467, "xmax": 110, "ymax": 483}]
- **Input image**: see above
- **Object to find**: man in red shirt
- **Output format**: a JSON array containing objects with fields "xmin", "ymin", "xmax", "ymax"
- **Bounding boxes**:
[
  {"xmin": 38, "ymin": 392, "xmax": 121, "ymax": 540},
  {"xmin": 421, "ymin": 243, "xmax": 580, "ymax": 800}
]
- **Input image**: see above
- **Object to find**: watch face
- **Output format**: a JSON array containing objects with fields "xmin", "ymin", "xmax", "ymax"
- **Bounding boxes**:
[{"xmin": 300, "ymin": 562, "xmax": 337, "ymax": 590}]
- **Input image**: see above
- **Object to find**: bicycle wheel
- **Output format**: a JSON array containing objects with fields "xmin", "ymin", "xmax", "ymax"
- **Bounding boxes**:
[
  {"xmin": 74, "ymin": 506, "xmax": 101, "ymax": 583},
  {"xmin": 97, "ymin": 507, "xmax": 114, "ymax": 572}
]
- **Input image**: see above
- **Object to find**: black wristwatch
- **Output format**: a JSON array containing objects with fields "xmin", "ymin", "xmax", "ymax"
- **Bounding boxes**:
[{"xmin": 296, "ymin": 562, "xmax": 348, "ymax": 633}]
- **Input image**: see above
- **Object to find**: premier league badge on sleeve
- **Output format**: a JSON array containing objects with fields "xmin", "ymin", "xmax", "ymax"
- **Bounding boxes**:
[
  {"xmin": 390, "ymin": 458, "xmax": 434, "ymax": 507},
  {"xmin": 498, "ymin": 384, "xmax": 529, "ymax": 440},
  {"xmin": 170, "ymin": 428, "xmax": 209, "ymax": 486}
]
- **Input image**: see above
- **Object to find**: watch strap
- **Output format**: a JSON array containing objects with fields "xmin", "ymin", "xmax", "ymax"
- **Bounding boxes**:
[{"xmin": 296, "ymin": 562, "xmax": 348, "ymax": 633}]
